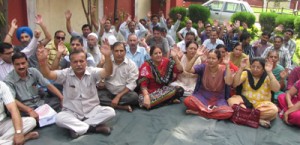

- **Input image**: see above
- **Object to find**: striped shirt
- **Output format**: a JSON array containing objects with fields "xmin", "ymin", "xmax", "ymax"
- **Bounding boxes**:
[
  {"xmin": 45, "ymin": 40, "xmax": 69, "ymax": 66},
  {"xmin": 262, "ymin": 46, "xmax": 292, "ymax": 69},
  {"xmin": 0, "ymin": 81, "xmax": 15, "ymax": 121}
]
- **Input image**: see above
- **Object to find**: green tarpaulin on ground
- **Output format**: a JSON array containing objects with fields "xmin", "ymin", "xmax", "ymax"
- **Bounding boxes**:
[{"xmin": 28, "ymin": 103, "xmax": 300, "ymax": 145}]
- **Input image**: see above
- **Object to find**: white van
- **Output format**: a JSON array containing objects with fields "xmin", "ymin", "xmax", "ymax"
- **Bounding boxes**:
[{"xmin": 202, "ymin": 0, "xmax": 254, "ymax": 22}]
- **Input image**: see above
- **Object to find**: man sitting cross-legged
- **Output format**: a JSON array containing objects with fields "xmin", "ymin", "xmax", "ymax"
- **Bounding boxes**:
[
  {"xmin": 4, "ymin": 52, "xmax": 63, "ymax": 123},
  {"xmin": 0, "ymin": 81, "xmax": 38, "ymax": 145},
  {"xmin": 37, "ymin": 42, "xmax": 115, "ymax": 138},
  {"xmin": 98, "ymin": 42, "xmax": 139, "ymax": 112}
]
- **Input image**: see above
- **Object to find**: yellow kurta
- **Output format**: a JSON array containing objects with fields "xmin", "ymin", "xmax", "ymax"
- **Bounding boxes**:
[{"xmin": 240, "ymin": 71, "xmax": 272, "ymax": 108}]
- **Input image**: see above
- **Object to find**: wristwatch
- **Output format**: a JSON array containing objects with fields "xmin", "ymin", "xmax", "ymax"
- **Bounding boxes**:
[{"xmin": 15, "ymin": 130, "xmax": 22, "ymax": 134}]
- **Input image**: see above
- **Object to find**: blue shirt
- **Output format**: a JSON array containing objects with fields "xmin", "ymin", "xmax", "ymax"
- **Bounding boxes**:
[{"xmin": 126, "ymin": 46, "xmax": 150, "ymax": 68}]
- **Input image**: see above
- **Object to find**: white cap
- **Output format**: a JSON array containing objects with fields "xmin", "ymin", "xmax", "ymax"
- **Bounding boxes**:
[{"xmin": 88, "ymin": 32, "xmax": 98, "ymax": 40}]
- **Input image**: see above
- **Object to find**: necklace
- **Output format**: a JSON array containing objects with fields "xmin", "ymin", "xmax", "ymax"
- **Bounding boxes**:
[{"xmin": 209, "ymin": 67, "xmax": 219, "ymax": 78}]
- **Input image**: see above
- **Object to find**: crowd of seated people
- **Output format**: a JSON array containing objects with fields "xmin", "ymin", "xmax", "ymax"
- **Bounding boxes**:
[{"xmin": 1, "ymin": 8, "xmax": 300, "ymax": 144}]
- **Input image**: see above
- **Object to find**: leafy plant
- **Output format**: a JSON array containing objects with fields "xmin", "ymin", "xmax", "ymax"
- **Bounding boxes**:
[
  {"xmin": 188, "ymin": 4, "xmax": 210, "ymax": 24},
  {"xmin": 275, "ymin": 14, "xmax": 296, "ymax": 29},
  {"xmin": 294, "ymin": 17, "xmax": 300, "ymax": 38},
  {"xmin": 259, "ymin": 12, "xmax": 278, "ymax": 33},
  {"xmin": 169, "ymin": 6, "xmax": 187, "ymax": 21},
  {"xmin": 231, "ymin": 12, "xmax": 256, "ymax": 28}
]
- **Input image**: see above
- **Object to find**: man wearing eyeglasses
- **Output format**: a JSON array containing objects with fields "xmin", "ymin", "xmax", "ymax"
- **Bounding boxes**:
[
  {"xmin": 12, "ymin": 15, "xmax": 51, "ymax": 69},
  {"xmin": 45, "ymin": 30, "xmax": 69, "ymax": 67},
  {"xmin": 0, "ymin": 31, "xmax": 41, "ymax": 81}
]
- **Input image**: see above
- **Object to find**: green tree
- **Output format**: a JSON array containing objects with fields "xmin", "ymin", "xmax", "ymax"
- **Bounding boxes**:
[{"xmin": 81, "ymin": 0, "xmax": 97, "ymax": 26}]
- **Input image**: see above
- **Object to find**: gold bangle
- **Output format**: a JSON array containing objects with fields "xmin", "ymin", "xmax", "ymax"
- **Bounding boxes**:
[{"xmin": 7, "ymin": 33, "xmax": 12, "ymax": 37}]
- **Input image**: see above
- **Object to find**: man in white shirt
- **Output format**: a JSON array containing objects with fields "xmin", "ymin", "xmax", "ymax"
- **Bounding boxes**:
[
  {"xmin": 177, "ymin": 20, "xmax": 198, "ymax": 41},
  {"xmin": 98, "ymin": 42, "xmax": 139, "ymax": 112},
  {"xmin": 202, "ymin": 30, "xmax": 224, "ymax": 50},
  {"xmin": 148, "ymin": 14, "xmax": 161, "ymax": 32},
  {"xmin": 160, "ymin": 13, "xmax": 182, "ymax": 41},
  {"xmin": 177, "ymin": 31, "xmax": 197, "ymax": 53},
  {"xmin": 99, "ymin": 19, "xmax": 118, "ymax": 43},
  {"xmin": 65, "ymin": 10, "xmax": 92, "ymax": 49},
  {"xmin": 87, "ymin": 33, "xmax": 103, "ymax": 66},
  {"xmin": 119, "ymin": 16, "xmax": 148, "ymax": 41},
  {"xmin": 0, "ymin": 81, "xmax": 37, "ymax": 145},
  {"xmin": 37, "ymin": 44, "xmax": 115, "ymax": 138}
]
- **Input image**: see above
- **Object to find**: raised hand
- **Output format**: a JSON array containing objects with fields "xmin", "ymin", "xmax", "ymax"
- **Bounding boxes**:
[
  {"xmin": 126, "ymin": 14, "xmax": 132, "ymax": 23},
  {"xmin": 147, "ymin": 11, "xmax": 152, "ymax": 19},
  {"xmin": 223, "ymin": 21, "xmax": 229, "ymax": 27},
  {"xmin": 275, "ymin": 24, "xmax": 284, "ymax": 32},
  {"xmin": 100, "ymin": 39, "xmax": 112, "ymax": 57},
  {"xmin": 213, "ymin": 19, "xmax": 219, "ymax": 27},
  {"xmin": 35, "ymin": 14, "xmax": 43, "ymax": 25},
  {"xmin": 91, "ymin": 5, "xmax": 97, "ymax": 14},
  {"xmin": 223, "ymin": 52, "xmax": 230, "ymax": 65},
  {"xmin": 100, "ymin": 15, "xmax": 107, "ymax": 25},
  {"xmin": 34, "ymin": 30, "xmax": 41, "ymax": 38},
  {"xmin": 177, "ymin": 13, "xmax": 182, "ymax": 20},
  {"xmin": 264, "ymin": 59, "xmax": 273, "ymax": 73},
  {"xmin": 36, "ymin": 45, "xmax": 49, "ymax": 62},
  {"xmin": 133, "ymin": 16, "xmax": 138, "ymax": 23},
  {"xmin": 65, "ymin": 10, "xmax": 72, "ymax": 20},
  {"xmin": 196, "ymin": 45, "xmax": 207, "ymax": 57},
  {"xmin": 57, "ymin": 42, "xmax": 67, "ymax": 56},
  {"xmin": 197, "ymin": 45, "xmax": 209, "ymax": 62},
  {"xmin": 240, "ymin": 58, "xmax": 248, "ymax": 69},
  {"xmin": 11, "ymin": 18, "xmax": 18, "ymax": 30},
  {"xmin": 159, "ymin": 11, "xmax": 164, "ymax": 18},
  {"xmin": 280, "ymin": 68, "xmax": 288, "ymax": 79},
  {"xmin": 170, "ymin": 48, "xmax": 179, "ymax": 59},
  {"xmin": 198, "ymin": 20, "xmax": 204, "ymax": 29},
  {"xmin": 173, "ymin": 45, "xmax": 183, "ymax": 59},
  {"xmin": 242, "ymin": 22, "xmax": 248, "ymax": 29},
  {"xmin": 234, "ymin": 20, "xmax": 240, "ymax": 28}
]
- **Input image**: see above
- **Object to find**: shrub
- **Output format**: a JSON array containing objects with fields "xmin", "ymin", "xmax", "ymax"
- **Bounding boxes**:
[
  {"xmin": 275, "ymin": 14, "xmax": 296, "ymax": 29},
  {"xmin": 231, "ymin": 12, "xmax": 256, "ymax": 28},
  {"xmin": 259, "ymin": 12, "xmax": 278, "ymax": 33},
  {"xmin": 188, "ymin": 4, "xmax": 210, "ymax": 23},
  {"xmin": 243, "ymin": 26, "xmax": 259, "ymax": 39},
  {"xmin": 294, "ymin": 17, "xmax": 300, "ymax": 38},
  {"xmin": 169, "ymin": 7, "xmax": 187, "ymax": 21}
]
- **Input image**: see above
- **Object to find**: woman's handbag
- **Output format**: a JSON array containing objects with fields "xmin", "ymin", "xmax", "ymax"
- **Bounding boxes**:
[{"xmin": 230, "ymin": 103, "xmax": 260, "ymax": 128}]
